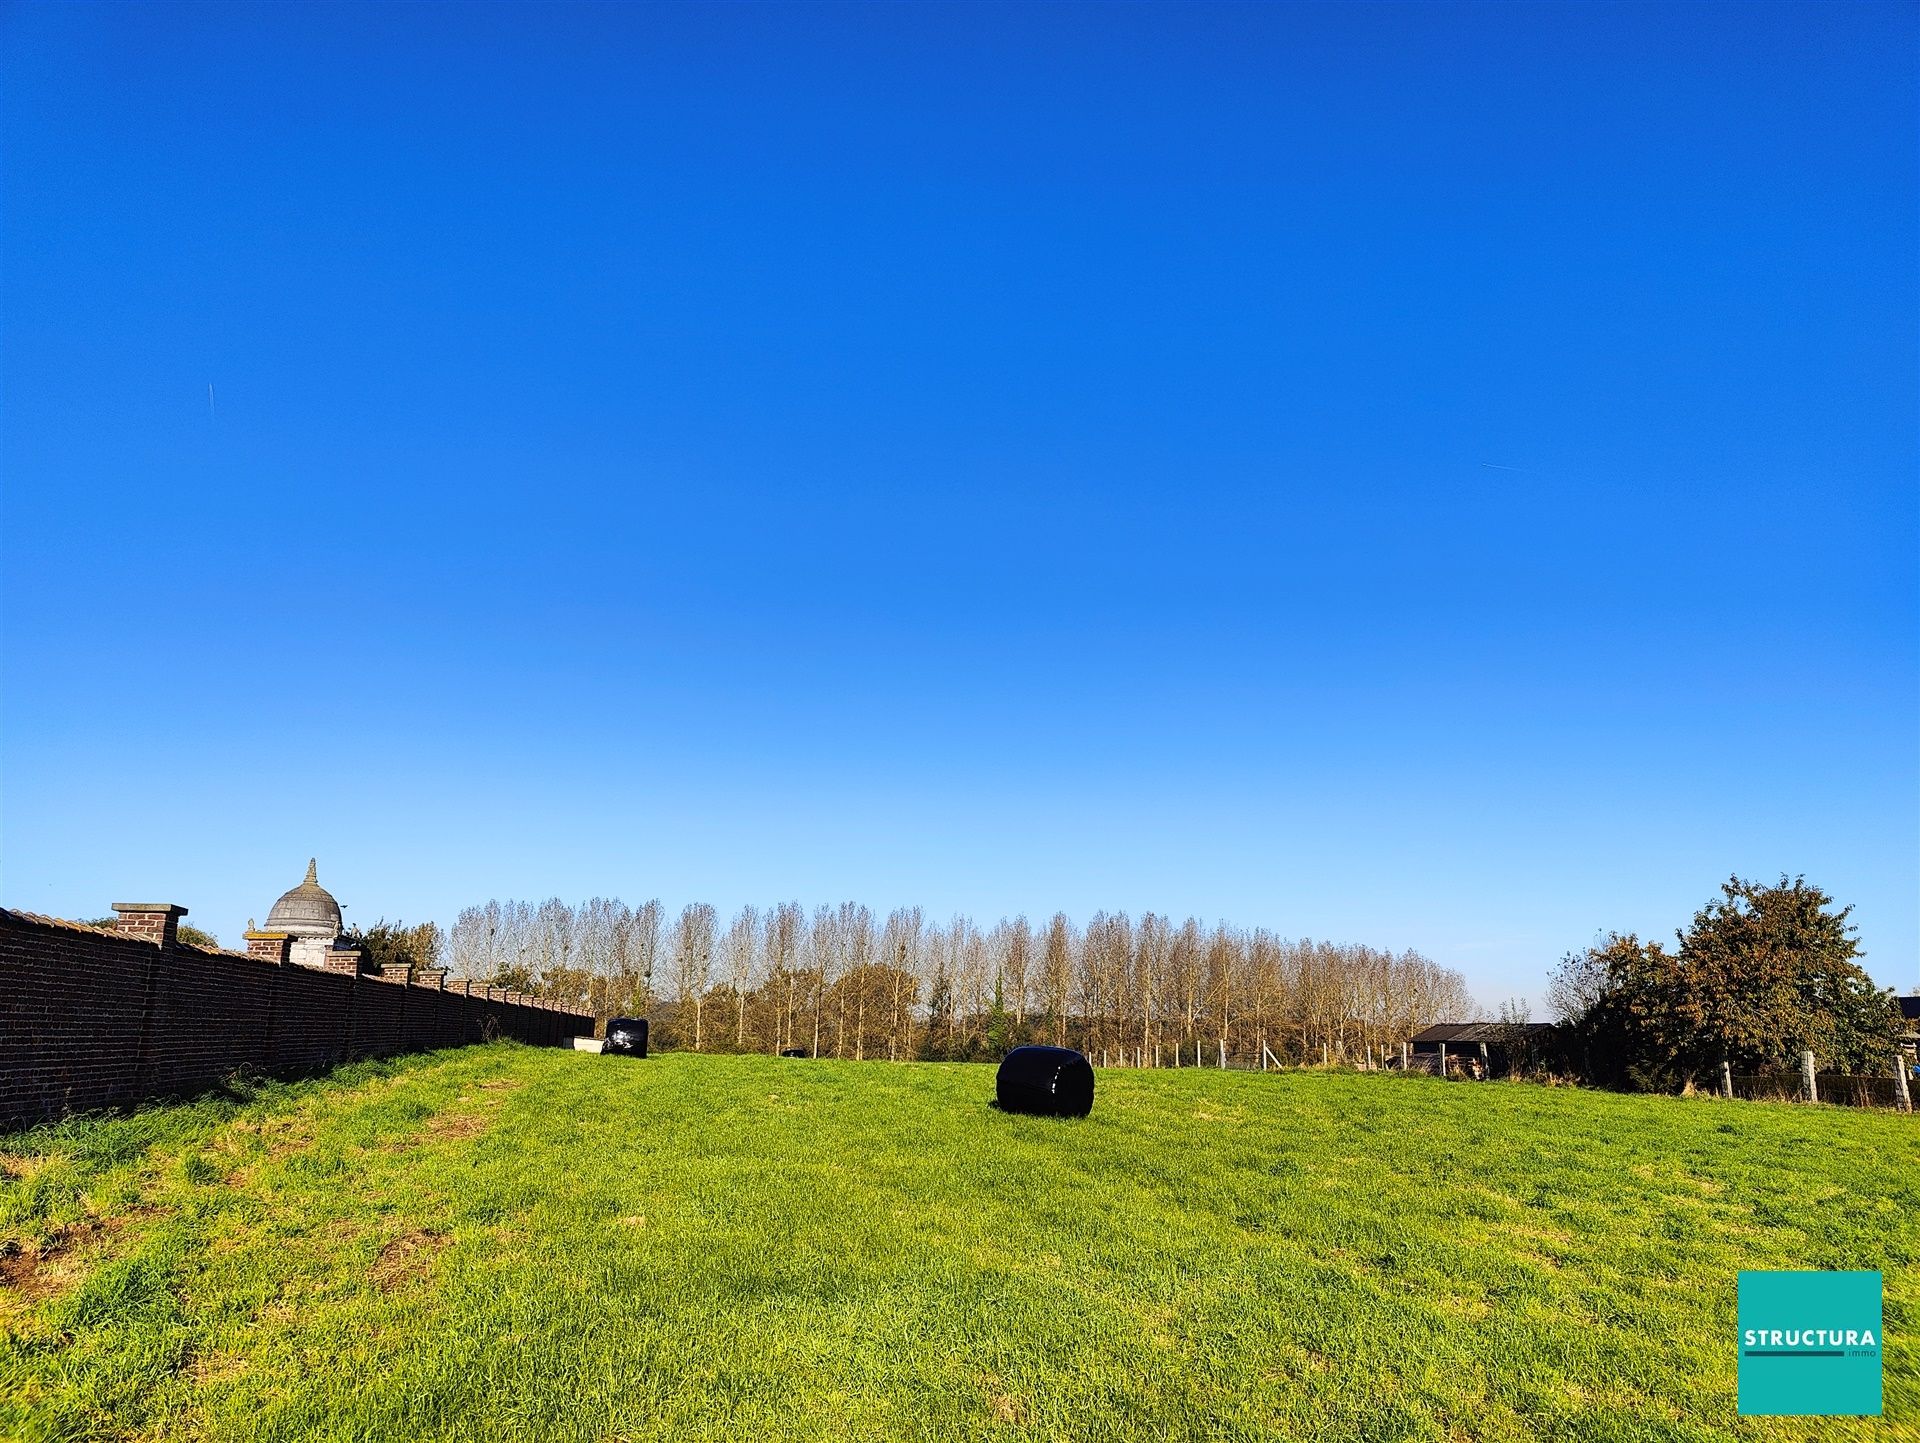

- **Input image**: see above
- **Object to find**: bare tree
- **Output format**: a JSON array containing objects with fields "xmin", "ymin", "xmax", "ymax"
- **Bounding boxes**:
[
  {"xmin": 1041, "ymin": 912, "xmax": 1074, "ymax": 1046},
  {"xmin": 445, "ymin": 891, "xmax": 1476, "ymax": 1066},
  {"xmin": 881, "ymin": 906, "xmax": 923, "ymax": 1061},
  {"xmin": 669, "ymin": 903, "xmax": 717, "ymax": 1050},
  {"xmin": 808, "ymin": 905, "xmax": 838, "ymax": 1058},
  {"xmin": 832, "ymin": 902, "xmax": 869, "ymax": 1059},
  {"xmin": 724, "ymin": 905, "xmax": 761, "ymax": 1048},
  {"xmin": 1134, "ymin": 912, "xmax": 1169, "ymax": 1060},
  {"xmin": 764, "ymin": 901, "xmax": 804, "ymax": 1053},
  {"xmin": 449, "ymin": 901, "xmax": 504, "ymax": 980},
  {"xmin": 624, "ymin": 900, "xmax": 663, "ymax": 1015},
  {"xmin": 993, "ymin": 917, "xmax": 1033, "ymax": 1033}
]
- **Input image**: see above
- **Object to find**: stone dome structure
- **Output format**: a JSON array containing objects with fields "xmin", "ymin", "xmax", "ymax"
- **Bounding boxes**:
[{"xmin": 265, "ymin": 859, "xmax": 343, "ymax": 940}]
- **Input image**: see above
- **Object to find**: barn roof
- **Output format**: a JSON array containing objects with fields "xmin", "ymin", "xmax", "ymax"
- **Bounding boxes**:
[{"xmin": 1410, "ymin": 1021, "xmax": 1552, "ymax": 1044}]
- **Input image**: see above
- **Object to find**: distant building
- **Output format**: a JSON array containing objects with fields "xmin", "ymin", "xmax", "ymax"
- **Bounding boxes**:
[
  {"xmin": 1408, "ymin": 1021, "xmax": 1552, "ymax": 1077},
  {"xmin": 245, "ymin": 859, "xmax": 352, "ymax": 969}
]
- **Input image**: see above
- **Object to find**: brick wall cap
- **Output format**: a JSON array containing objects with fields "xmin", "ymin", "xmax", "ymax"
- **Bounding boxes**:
[
  {"xmin": 110, "ymin": 903, "xmax": 190, "ymax": 917},
  {"xmin": 0, "ymin": 909, "xmax": 264, "ymax": 962},
  {"xmin": 182, "ymin": 941, "xmax": 279, "ymax": 963},
  {"xmin": 244, "ymin": 930, "xmax": 292, "ymax": 940}
]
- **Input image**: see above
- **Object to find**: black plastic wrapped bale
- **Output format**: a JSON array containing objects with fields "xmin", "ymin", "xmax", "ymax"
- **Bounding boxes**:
[
  {"xmin": 996, "ymin": 1045, "xmax": 1094, "ymax": 1118},
  {"xmin": 605, "ymin": 1017, "xmax": 649, "ymax": 1057},
  {"xmin": 779, "ymin": 1048, "xmax": 809, "ymax": 1059}
]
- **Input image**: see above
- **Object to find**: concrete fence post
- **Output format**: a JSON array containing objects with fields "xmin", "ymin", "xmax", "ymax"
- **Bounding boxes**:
[
  {"xmin": 1800, "ymin": 1050, "xmax": 1818, "ymax": 1104},
  {"xmin": 1437, "ymin": 1041, "xmax": 1448, "ymax": 1078},
  {"xmin": 1893, "ymin": 1054, "xmax": 1912, "ymax": 1113},
  {"xmin": 1401, "ymin": 1040, "xmax": 1410, "ymax": 1071},
  {"xmin": 1720, "ymin": 1059, "xmax": 1734, "ymax": 1099}
]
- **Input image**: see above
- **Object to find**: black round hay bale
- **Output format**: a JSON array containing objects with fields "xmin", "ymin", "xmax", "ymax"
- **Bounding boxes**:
[
  {"xmin": 996, "ymin": 1045, "xmax": 1094, "ymax": 1118},
  {"xmin": 605, "ymin": 1017, "xmax": 649, "ymax": 1057},
  {"xmin": 779, "ymin": 1048, "xmax": 809, "ymax": 1058}
]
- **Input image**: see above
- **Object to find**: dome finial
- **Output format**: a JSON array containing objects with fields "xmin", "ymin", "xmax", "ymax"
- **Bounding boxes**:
[{"xmin": 304, "ymin": 858, "xmax": 318, "ymax": 885}]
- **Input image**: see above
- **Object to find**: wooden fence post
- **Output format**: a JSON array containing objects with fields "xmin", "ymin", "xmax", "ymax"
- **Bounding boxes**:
[
  {"xmin": 1800, "ymin": 1050, "xmax": 1818, "ymax": 1104},
  {"xmin": 1401, "ymin": 1040, "xmax": 1410, "ymax": 1071},
  {"xmin": 1893, "ymin": 1054, "xmax": 1912, "ymax": 1113},
  {"xmin": 1720, "ymin": 1059, "xmax": 1734, "ymax": 1099}
]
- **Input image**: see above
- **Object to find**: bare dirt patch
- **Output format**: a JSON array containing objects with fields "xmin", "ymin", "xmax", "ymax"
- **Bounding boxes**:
[
  {"xmin": 371, "ymin": 1228, "xmax": 449, "ymax": 1291},
  {"xmin": 1, "ymin": 1219, "xmax": 103, "ymax": 1303},
  {"xmin": 426, "ymin": 1112, "xmax": 490, "ymax": 1141},
  {"xmin": 382, "ymin": 1100, "xmax": 504, "ymax": 1153},
  {"xmin": 978, "ymin": 1374, "xmax": 1027, "ymax": 1425}
]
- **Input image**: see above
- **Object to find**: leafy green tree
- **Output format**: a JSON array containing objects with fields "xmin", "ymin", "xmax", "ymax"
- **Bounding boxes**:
[
  {"xmin": 1670, "ymin": 875, "xmax": 1895, "ymax": 1075},
  {"xmin": 1552, "ymin": 877, "xmax": 1898, "ymax": 1089},
  {"xmin": 342, "ymin": 918, "xmax": 443, "ymax": 974}
]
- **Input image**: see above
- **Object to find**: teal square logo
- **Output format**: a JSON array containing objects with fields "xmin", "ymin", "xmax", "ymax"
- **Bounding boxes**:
[{"xmin": 1738, "ymin": 1270, "xmax": 1882, "ymax": 1416}]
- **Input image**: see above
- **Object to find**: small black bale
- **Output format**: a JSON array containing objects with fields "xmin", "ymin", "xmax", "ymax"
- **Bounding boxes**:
[
  {"xmin": 779, "ymin": 1048, "xmax": 809, "ymax": 1058},
  {"xmin": 605, "ymin": 1017, "xmax": 649, "ymax": 1057},
  {"xmin": 996, "ymin": 1045, "xmax": 1094, "ymax": 1118}
]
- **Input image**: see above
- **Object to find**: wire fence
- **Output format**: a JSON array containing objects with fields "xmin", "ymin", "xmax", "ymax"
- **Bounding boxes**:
[
  {"xmin": 1090, "ymin": 1039, "xmax": 1918, "ymax": 1112},
  {"xmin": 1729, "ymin": 1070, "xmax": 1910, "ymax": 1109}
]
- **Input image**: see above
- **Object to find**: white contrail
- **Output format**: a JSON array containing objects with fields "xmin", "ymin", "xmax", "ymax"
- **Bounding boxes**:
[{"xmin": 208, "ymin": 382, "xmax": 217, "ymax": 421}]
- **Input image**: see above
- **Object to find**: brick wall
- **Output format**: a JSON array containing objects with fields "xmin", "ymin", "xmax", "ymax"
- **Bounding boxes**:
[{"xmin": 0, "ymin": 907, "xmax": 591, "ymax": 1130}]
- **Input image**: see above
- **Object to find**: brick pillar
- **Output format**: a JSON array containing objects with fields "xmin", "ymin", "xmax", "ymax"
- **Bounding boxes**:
[
  {"xmin": 111, "ymin": 903, "xmax": 187, "ymax": 947},
  {"xmin": 326, "ymin": 948, "xmax": 366, "ymax": 975},
  {"xmin": 246, "ymin": 931, "xmax": 293, "ymax": 964},
  {"xmin": 413, "ymin": 969, "xmax": 447, "ymax": 990},
  {"xmin": 112, "ymin": 904, "xmax": 185, "ymax": 1099},
  {"xmin": 379, "ymin": 962, "xmax": 412, "ymax": 986}
]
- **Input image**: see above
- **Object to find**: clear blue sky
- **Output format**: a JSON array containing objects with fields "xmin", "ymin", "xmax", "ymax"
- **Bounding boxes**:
[{"xmin": 3, "ymin": 1, "xmax": 1914, "ymax": 1006}]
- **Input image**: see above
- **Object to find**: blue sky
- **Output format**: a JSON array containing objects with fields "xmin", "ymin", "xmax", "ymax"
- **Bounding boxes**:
[{"xmin": 3, "ymin": 1, "xmax": 1914, "ymax": 1006}]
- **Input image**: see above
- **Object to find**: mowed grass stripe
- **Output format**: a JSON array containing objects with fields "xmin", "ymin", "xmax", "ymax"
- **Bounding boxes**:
[{"xmin": 1, "ymin": 1045, "xmax": 1912, "ymax": 1442}]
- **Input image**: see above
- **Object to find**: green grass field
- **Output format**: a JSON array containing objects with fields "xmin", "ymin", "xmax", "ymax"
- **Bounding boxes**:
[{"xmin": 2, "ymin": 1045, "xmax": 1912, "ymax": 1442}]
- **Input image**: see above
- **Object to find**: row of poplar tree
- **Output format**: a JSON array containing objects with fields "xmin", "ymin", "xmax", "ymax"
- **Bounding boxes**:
[{"xmin": 440, "ymin": 898, "xmax": 1475, "ymax": 1065}]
